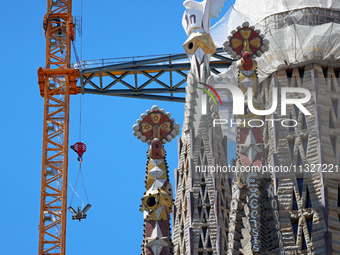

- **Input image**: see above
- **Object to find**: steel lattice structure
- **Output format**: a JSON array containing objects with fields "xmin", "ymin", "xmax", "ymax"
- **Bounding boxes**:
[
  {"xmin": 37, "ymin": 0, "xmax": 78, "ymax": 254},
  {"xmin": 78, "ymin": 48, "xmax": 232, "ymax": 102}
]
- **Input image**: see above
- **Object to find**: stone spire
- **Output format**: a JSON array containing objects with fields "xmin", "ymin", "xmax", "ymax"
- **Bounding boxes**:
[
  {"xmin": 173, "ymin": 1, "xmax": 231, "ymax": 254},
  {"xmin": 223, "ymin": 23, "xmax": 284, "ymax": 254},
  {"xmin": 133, "ymin": 105, "xmax": 180, "ymax": 255}
]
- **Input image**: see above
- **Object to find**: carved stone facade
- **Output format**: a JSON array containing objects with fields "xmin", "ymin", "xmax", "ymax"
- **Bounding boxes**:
[
  {"xmin": 173, "ymin": 118, "xmax": 231, "ymax": 255},
  {"xmin": 173, "ymin": 3, "xmax": 231, "ymax": 251},
  {"xmin": 172, "ymin": 2, "xmax": 340, "ymax": 255},
  {"xmin": 261, "ymin": 65, "xmax": 340, "ymax": 254}
]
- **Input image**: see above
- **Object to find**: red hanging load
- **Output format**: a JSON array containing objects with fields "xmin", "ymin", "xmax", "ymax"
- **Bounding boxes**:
[{"xmin": 70, "ymin": 142, "xmax": 87, "ymax": 161}]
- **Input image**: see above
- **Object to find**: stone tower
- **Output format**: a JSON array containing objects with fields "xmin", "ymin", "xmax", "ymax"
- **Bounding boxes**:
[
  {"xmin": 173, "ymin": 0, "xmax": 340, "ymax": 254},
  {"xmin": 216, "ymin": 1, "xmax": 340, "ymax": 253},
  {"xmin": 173, "ymin": 0, "xmax": 232, "ymax": 254},
  {"xmin": 222, "ymin": 23, "xmax": 284, "ymax": 254}
]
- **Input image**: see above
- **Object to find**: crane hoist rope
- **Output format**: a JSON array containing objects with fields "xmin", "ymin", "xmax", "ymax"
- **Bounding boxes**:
[{"xmin": 68, "ymin": 98, "xmax": 91, "ymax": 221}]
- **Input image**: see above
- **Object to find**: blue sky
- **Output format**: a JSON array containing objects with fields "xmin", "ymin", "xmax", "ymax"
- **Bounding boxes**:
[{"xmin": 0, "ymin": 0, "xmax": 233, "ymax": 254}]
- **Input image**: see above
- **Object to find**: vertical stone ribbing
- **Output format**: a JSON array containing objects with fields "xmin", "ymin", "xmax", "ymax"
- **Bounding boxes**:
[
  {"xmin": 262, "ymin": 65, "xmax": 340, "ymax": 254},
  {"xmin": 173, "ymin": 118, "xmax": 231, "ymax": 255},
  {"xmin": 174, "ymin": 2, "xmax": 231, "ymax": 253}
]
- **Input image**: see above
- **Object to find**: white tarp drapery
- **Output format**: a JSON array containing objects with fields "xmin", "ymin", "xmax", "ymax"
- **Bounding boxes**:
[
  {"xmin": 210, "ymin": 0, "xmax": 340, "ymax": 141},
  {"xmin": 211, "ymin": 0, "xmax": 340, "ymax": 81}
]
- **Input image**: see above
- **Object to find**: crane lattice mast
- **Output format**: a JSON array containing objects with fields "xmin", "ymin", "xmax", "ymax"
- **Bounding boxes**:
[
  {"xmin": 35, "ymin": 1, "xmax": 231, "ymax": 254},
  {"xmin": 37, "ymin": 0, "xmax": 79, "ymax": 254}
]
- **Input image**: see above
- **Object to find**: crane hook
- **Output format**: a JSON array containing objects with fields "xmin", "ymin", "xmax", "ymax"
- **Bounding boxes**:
[{"xmin": 70, "ymin": 142, "xmax": 86, "ymax": 161}]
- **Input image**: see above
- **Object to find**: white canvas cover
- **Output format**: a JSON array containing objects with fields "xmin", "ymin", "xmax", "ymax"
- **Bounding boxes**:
[
  {"xmin": 210, "ymin": 0, "xmax": 340, "ymax": 141},
  {"xmin": 211, "ymin": 0, "xmax": 340, "ymax": 81}
]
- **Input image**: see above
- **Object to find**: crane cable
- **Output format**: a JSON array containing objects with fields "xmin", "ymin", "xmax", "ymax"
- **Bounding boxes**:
[
  {"xmin": 69, "ymin": 165, "xmax": 84, "ymax": 206},
  {"xmin": 79, "ymin": 94, "xmax": 82, "ymax": 142},
  {"xmin": 69, "ymin": 159, "xmax": 89, "ymax": 206},
  {"xmin": 69, "ymin": 94, "xmax": 89, "ymax": 207},
  {"xmin": 69, "ymin": 74, "xmax": 89, "ymax": 206},
  {"xmin": 78, "ymin": 93, "xmax": 89, "ymax": 203},
  {"xmin": 69, "ymin": 0, "xmax": 89, "ymax": 208},
  {"xmin": 80, "ymin": 0, "xmax": 83, "ymax": 61}
]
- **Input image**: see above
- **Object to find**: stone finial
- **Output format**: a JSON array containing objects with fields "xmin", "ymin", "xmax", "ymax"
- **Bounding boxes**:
[
  {"xmin": 223, "ymin": 22, "xmax": 269, "ymax": 59},
  {"xmin": 133, "ymin": 105, "xmax": 180, "ymax": 145}
]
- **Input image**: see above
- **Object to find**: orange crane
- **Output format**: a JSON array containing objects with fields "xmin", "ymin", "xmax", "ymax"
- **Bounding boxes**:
[
  {"xmin": 36, "ymin": 1, "xmax": 232, "ymax": 254},
  {"xmin": 37, "ymin": 0, "xmax": 79, "ymax": 254}
]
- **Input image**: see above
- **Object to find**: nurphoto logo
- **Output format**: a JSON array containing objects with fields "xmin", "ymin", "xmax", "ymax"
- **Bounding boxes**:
[
  {"xmin": 201, "ymin": 83, "xmax": 312, "ymax": 128},
  {"xmin": 198, "ymin": 82, "xmax": 223, "ymax": 115},
  {"xmin": 201, "ymin": 84, "xmax": 311, "ymax": 116}
]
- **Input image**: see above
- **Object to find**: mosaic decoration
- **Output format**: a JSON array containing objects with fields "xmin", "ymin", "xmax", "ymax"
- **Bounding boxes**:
[
  {"xmin": 133, "ymin": 105, "xmax": 180, "ymax": 145},
  {"xmin": 183, "ymin": 33, "xmax": 216, "ymax": 56},
  {"xmin": 223, "ymin": 22, "xmax": 269, "ymax": 59}
]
